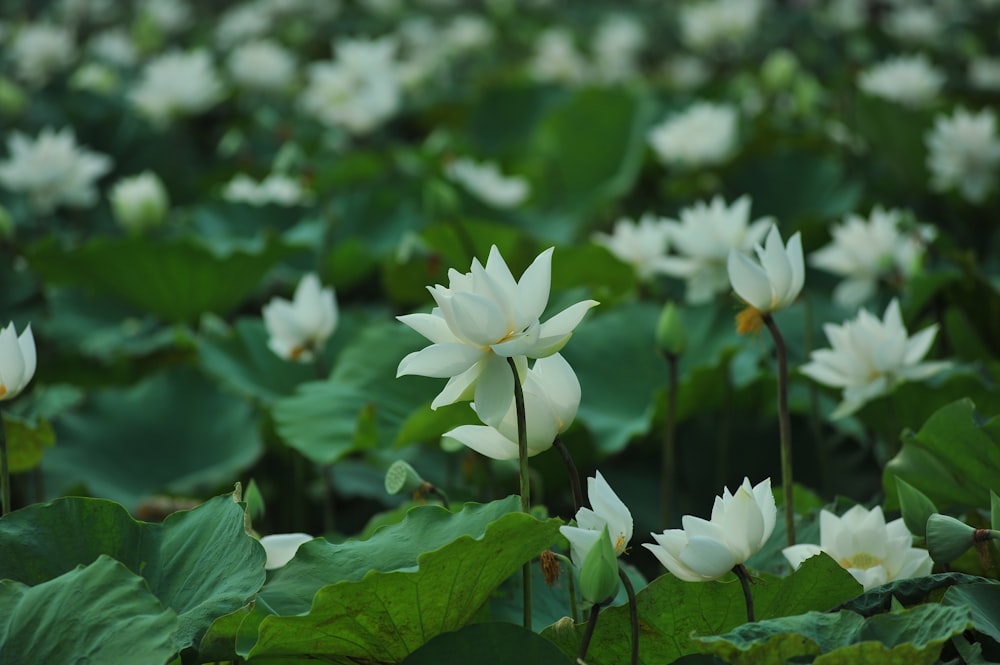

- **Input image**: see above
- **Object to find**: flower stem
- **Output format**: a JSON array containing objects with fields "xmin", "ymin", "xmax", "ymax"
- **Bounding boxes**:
[
  {"xmin": 763, "ymin": 314, "xmax": 795, "ymax": 546},
  {"xmin": 661, "ymin": 353, "xmax": 679, "ymax": 530},
  {"xmin": 0, "ymin": 410, "xmax": 8, "ymax": 517},
  {"xmin": 507, "ymin": 356, "xmax": 532, "ymax": 630},
  {"xmin": 733, "ymin": 564, "xmax": 755, "ymax": 622},
  {"xmin": 618, "ymin": 566, "xmax": 639, "ymax": 665},
  {"xmin": 553, "ymin": 436, "xmax": 583, "ymax": 514},
  {"xmin": 578, "ymin": 603, "xmax": 601, "ymax": 664}
]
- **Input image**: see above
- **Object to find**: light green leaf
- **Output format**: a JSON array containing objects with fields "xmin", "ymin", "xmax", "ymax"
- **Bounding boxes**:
[
  {"xmin": 2, "ymin": 414, "xmax": 54, "ymax": 472},
  {"xmin": 942, "ymin": 583, "xmax": 1000, "ymax": 644}
]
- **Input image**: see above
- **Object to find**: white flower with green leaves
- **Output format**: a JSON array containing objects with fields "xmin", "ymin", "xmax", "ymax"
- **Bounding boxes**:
[
  {"xmin": 560, "ymin": 471, "xmax": 634, "ymax": 567},
  {"xmin": 925, "ymin": 107, "xmax": 1000, "ymax": 203},
  {"xmin": 262, "ymin": 273, "xmax": 338, "ymax": 363},
  {"xmin": 592, "ymin": 213, "xmax": 672, "ymax": 282},
  {"xmin": 445, "ymin": 158, "xmax": 529, "ymax": 209},
  {"xmin": 396, "ymin": 246, "xmax": 598, "ymax": 428},
  {"xmin": 783, "ymin": 505, "xmax": 932, "ymax": 590},
  {"xmin": 800, "ymin": 299, "xmax": 949, "ymax": 418},
  {"xmin": 858, "ymin": 54, "xmax": 944, "ymax": 108},
  {"xmin": 0, "ymin": 322, "xmax": 36, "ymax": 402},
  {"xmin": 260, "ymin": 533, "xmax": 313, "ymax": 570},
  {"xmin": 648, "ymin": 102, "xmax": 738, "ymax": 168},
  {"xmin": 727, "ymin": 225, "xmax": 804, "ymax": 333},
  {"xmin": 645, "ymin": 477, "xmax": 776, "ymax": 582}
]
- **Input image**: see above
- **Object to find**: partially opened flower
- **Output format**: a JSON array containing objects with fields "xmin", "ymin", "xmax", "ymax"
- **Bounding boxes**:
[
  {"xmin": 645, "ymin": 477, "xmax": 776, "ymax": 582},
  {"xmin": 442, "ymin": 353, "xmax": 579, "ymax": 460},
  {"xmin": 0, "ymin": 322, "xmax": 36, "ymax": 401},
  {"xmin": 262, "ymin": 273, "xmax": 338, "ymax": 362},
  {"xmin": 592, "ymin": 213, "xmax": 672, "ymax": 282},
  {"xmin": 800, "ymin": 299, "xmax": 949, "ymax": 418},
  {"xmin": 727, "ymin": 225, "xmax": 804, "ymax": 333},
  {"xmin": 783, "ymin": 505, "xmax": 932, "ymax": 590},
  {"xmin": 129, "ymin": 49, "xmax": 225, "ymax": 124},
  {"xmin": 560, "ymin": 471, "xmax": 634, "ymax": 567},
  {"xmin": 109, "ymin": 171, "xmax": 169, "ymax": 233},
  {"xmin": 260, "ymin": 533, "xmax": 313, "ymax": 570},
  {"xmin": 396, "ymin": 245, "xmax": 598, "ymax": 428}
]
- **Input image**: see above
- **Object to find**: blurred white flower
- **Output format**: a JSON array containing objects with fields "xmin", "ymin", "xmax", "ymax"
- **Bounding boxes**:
[
  {"xmin": 10, "ymin": 23, "xmax": 76, "ymax": 86},
  {"xmin": 57, "ymin": 0, "xmax": 117, "ymax": 25},
  {"xmin": 110, "ymin": 171, "xmax": 169, "ymax": 233},
  {"xmin": 727, "ymin": 225, "xmax": 804, "ymax": 331},
  {"xmin": 881, "ymin": 6, "xmax": 943, "ymax": 45},
  {"xmin": 442, "ymin": 14, "xmax": 495, "ymax": 54},
  {"xmin": 445, "ymin": 158, "xmax": 529, "ymax": 209},
  {"xmin": 800, "ymin": 299, "xmax": 950, "ymax": 418},
  {"xmin": 300, "ymin": 37, "xmax": 401, "ymax": 135},
  {"xmin": 262, "ymin": 273, "xmax": 338, "ymax": 363},
  {"xmin": 396, "ymin": 245, "xmax": 598, "ymax": 428},
  {"xmin": 69, "ymin": 62, "xmax": 119, "ymax": 94},
  {"xmin": 130, "ymin": 49, "xmax": 225, "ymax": 124},
  {"xmin": 592, "ymin": 14, "xmax": 645, "ymax": 82},
  {"xmin": 858, "ymin": 54, "xmax": 944, "ymax": 108},
  {"xmin": 228, "ymin": 39, "xmax": 297, "ymax": 94},
  {"xmin": 0, "ymin": 127, "xmax": 112, "ymax": 214},
  {"xmin": 223, "ymin": 173, "xmax": 311, "ymax": 207},
  {"xmin": 783, "ymin": 505, "xmax": 932, "ymax": 590},
  {"xmin": 809, "ymin": 207, "xmax": 935, "ymax": 308},
  {"xmin": 442, "ymin": 353, "xmax": 580, "ymax": 460},
  {"xmin": 560, "ymin": 471, "xmax": 634, "ymax": 567},
  {"xmin": 661, "ymin": 55, "xmax": 710, "ymax": 91},
  {"xmin": 821, "ymin": 0, "xmax": 866, "ymax": 31},
  {"xmin": 215, "ymin": 4, "xmax": 271, "ymax": 48},
  {"xmin": 592, "ymin": 214, "xmax": 672, "ymax": 282},
  {"xmin": 88, "ymin": 28, "xmax": 138, "ymax": 68},
  {"xmin": 0, "ymin": 322, "xmax": 36, "ymax": 402},
  {"xmin": 660, "ymin": 196, "xmax": 773, "ymax": 304},
  {"xmin": 645, "ymin": 477, "xmax": 776, "ymax": 582},
  {"xmin": 260, "ymin": 533, "xmax": 313, "ymax": 570},
  {"xmin": 925, "ymin": 107, "xmax": 1000, "ymax": 203},
  {"xmin": 969, "ymin": 57, "xmax": 1000, "ymax": 92},
  {"xmin": 140, "ymin": 0, "xmax": 192, "ymax": 35},
  {"xmin": 529, "ymin": 28, "xmax": 587, "ymax": 84},
  {"xmin": 648, "ymin": 102, "xmax": 738, "ymax": 168},
  {"xmin": 679, "ymin": 0, "xmax": 765, "ymax": 54}
]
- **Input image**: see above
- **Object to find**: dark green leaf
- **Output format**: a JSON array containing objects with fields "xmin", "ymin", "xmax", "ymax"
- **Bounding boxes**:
[{"xmin": 402, "ymin": 622, "xmax": 574, "ymax": 665}]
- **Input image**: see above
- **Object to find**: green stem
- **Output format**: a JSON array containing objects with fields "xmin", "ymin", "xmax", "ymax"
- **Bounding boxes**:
[
  {"xmin": 553, "ymin": 436, "xmax": 583, "ymax": 514},
  {"xmin": 507, "ymin": 356, "xmax": 532, "ymax": 630},
  {"xmin": 734, "ymin": 564, "xmax": 755, "ymax": 622},
  {"xmin": 578, "ymin": 603, "xmax": 601, "ymax": 663},
  {"xmin": 763, "ymin": 314, "xmax": 795, "ymax": 546},
  {"xmin": 715, "ymin": 362, "xmax": 732, "ymax": 490},
  {"xmin": 0, "ymin": 410, "xmax": 8, "ymax": 517},
  {"xmin": 661, "ymin": 353, "xmax": 679, "ymax": 530},
  {"xmin": 618, "ymin": 566, "xmax": 639, "ymax": 665}
]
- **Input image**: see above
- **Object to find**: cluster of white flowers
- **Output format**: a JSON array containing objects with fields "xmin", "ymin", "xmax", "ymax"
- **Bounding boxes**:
[
  {"xmin": 647, "ymin": 102, "xmax": 739, "ymax": 168},
  {"xmin": 445, "ymin": 158, "xmax": 529, "ymax": 209},
  {"xmin": 858, "ymin": 54, "xmax": 945, "ymax": 108},
  {"xmin": 925, "ymin": 107, "xmax": 1000, "ymax": 203},
  {"xmin": 881, "ymin": 6, "xmax": 944, "ymax": 45},
  {"xmin": 130, "ymin": 49, "xmax": 226, "ymax": 124}
]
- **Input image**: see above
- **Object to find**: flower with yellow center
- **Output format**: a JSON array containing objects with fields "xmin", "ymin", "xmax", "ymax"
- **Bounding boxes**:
[
  {"xmin": 727, "ymin": 225, "xmax": 804, "ymax": 335},
  {"xmin": 783, "ymin": 505, "xmax": 932, "ymax": 590},
  {"xmin": 560, "ymin": 471, "xmax": 634, "ymax": 568}
]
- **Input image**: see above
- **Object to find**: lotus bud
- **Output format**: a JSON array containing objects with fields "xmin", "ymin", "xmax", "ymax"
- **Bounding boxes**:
[
  {"xmin": 385, "ymin": 460, "xmax": 425, "ymax": 496},
  {"xmin": 110, "ymin": 171, "xmax": 169, "ymax": 234},
  {"xmin": 895, "ymin": 477, "xmax": 937, "ymax": 539},
  {"xmin": 656, "ymin": 301, "xmax": 687, "ymax": 357},
  {"xmin": 926, "ymin": 514, "xmax": 976, "ymax": 563},
  {"xmin": 578, "ymin": 526, "xmax": 620, "ymax": 606}
]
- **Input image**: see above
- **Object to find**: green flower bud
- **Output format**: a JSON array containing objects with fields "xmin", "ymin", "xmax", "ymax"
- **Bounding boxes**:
[
  {"xmin": 656, "ymin": 301, "xmax": 687, "ymax": 357},
  {"xmin": 926, "ymin": 513, "xmax": 975, "ymax": 563},
  {"xmin": 385, "ymin": 460, "xmax": 425, "ymax": 496},
  {"xmin": 579, "ymin": 526, "xmax": 620, "ymax": 606},
  {"xmin": 895, "ymin": 477, "xmax": 937, "ymax": 538}
]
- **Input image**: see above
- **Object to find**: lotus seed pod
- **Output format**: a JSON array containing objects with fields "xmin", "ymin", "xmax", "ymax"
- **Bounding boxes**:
[{"xmin": 385, "ymin": 460, "xmax": 424, "ymax": 495}]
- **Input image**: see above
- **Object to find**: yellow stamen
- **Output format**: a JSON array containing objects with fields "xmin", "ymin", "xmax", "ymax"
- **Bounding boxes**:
[
  {"xmin": 615, "ymin": 534, "xmax": 627, "ymax": 555},
  {"xmin": 289, "ymin": 345, "xmax": 308, "ymax": 361},
  {"xmin": 840, "ymin": 552, "xmax": 881, "ymax": 570},
  {"xmin": 735, "ymin": 305, "xmax": 765, "ymax": 335},
  {"xmin": 0, "ymin": 385, "xmax": 6, "ymax": 398}
]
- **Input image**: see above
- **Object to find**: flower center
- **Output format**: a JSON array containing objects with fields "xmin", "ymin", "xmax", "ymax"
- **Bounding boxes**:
[
  {"xmin": 735, "ymin": 305, "xmax": 764, "ymax": 335},
  {"xmin": 615, "ymin": 533, "xmax": 627, "ymax": 555},
  {"xmin": 840, "ymin": 551, "xmax": 882, "ymax": 570},
  {"xmin": 0, "ymin": 385, "xmax": 6, "ymax": 398}
]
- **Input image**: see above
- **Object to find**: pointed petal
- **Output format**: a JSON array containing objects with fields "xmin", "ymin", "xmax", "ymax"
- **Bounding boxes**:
[
  {"xmin": 727, "ymin": 250, "xmax": 771, "ymax": 311},
  {"xmin": 396, "ymin": 312, "xmax": 460, "ymax": 344},
  {"xmin": 473, "ymin": 353, "xmax": 515, "ymax": 428},
  {"xmin": 560, "ymin": 525, "xmax": 601, "ymax": 569},
  {"xmin": 533, "ymin": 300, "xmax": 600, "ymax": 356},
  {"xmin": 530, "ymin": 353, "xmax": 580, "ymax": 430},
  {"xmin": 431, "ymin": 362, "xmax": 482, "ymax": 409},
  {"xmin": 515, "ymin": 247, "xmax": 553, "ymax": 329},
  {"xmin": 15, "ymin": 324, "xmax": 35, "ymax": 393},
  {"xmin": 782, "ymin": 544, "xmax": 823, "ymax": 570},
  {"xmin": 588, "ymin": 471, "xmax": 633, "ymax": 552},
  {"xmin": 396, "ymin": 343, "xmax": 484, "ymax": 378},
  {"xmin": 679, "ymin": 535, "xmax": 738, "ymax": 580},
  {"xmin": 447, "ymin": 292, "xmax": 508, "ymax": 346},
  {"xmin": 442, "ymin": 424, "xmax": 519, "ymax": 460}
]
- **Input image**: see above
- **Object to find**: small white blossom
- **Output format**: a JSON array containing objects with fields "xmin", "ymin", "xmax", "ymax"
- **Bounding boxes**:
[
  {"xmin": 130, "ymin": 49, "xmax": 225, "ymax": 124},
  {"xmin": 215, "ymin": 4, "xmax": 271, "ymax": 48},
  {"xmin": 0, "ymin": 322, "xmax": 36, "ymax": 402},
  {"xmin": 648, "ymin": 102, "xmax": 738, "ymax": 168},
  {"xmin": 858, "ymin": 54, "xmax": 944, "ymax": 108},
  {"xmin": 560, "ymin": 472, "xmax": 634, "ymax": 566},
  {"xmin": 10, "ymin": 23, "xmax": 76, "ymax": 86},
  {"xmin": 228, "ymin": 39, "xmax": 297, "ymax": 94},
  {"xmin": 260, "ymin": 533, "xmax": 313, "ymax": 570},
  {"xmin": 592, "ymin": 214, "xmax": 672, "ymax": 282},
  {"xmin": 140, "ymin": 0, "xmax": 192, "ymax": 35},
  {"xmin": 925, "ymin": 107, "xmax": 1000, "ymax": 203},
  {"xmin": 262, "ymin": 273, "xmax": 338, "ymax": 362},
  {"xmin": 529, "ymin": 28, "xmax": 587, "ymax": 84},
  {"xmin": 592, "ymin": 14, "xmax": 645, "ymax": 82},
  {"xmin": 800, "ymin": 299, "xmax": 950, "ymax": 418},
  {"xmin": 88, "ymin": 28, "xmax": 138, "ymax": 68},
  {"xmin": 445, "ymin": 158, "xmax": 529, "ymax": 209},
  {"xmin": 679, "ymin": 0, "xmax": 765, "ymax": 55},
  {"xmin": 109, "ymin": 171, "xmax": 169, "ymax": 233},
  {"xmin": 223, "ymin": 173, "xmax": 310, "ymax": 207},
  {"xmin": 727, "ymin": 225, "xmax": 804, "ymax": 331},
  {"xmin": 969, "ymin": 57, "xmax": 1000, "ymax": 92},
  {"xmin": 784, "ymin": 505, "xmax": 932, "ymax": 590},
  {"xmin": 881, "ymin": 6, "xmax": 944, "ymax": 45}
]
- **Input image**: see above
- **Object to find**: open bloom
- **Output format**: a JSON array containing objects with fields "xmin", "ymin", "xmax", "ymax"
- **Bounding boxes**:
[
  {"xmin": 727, "ymin": 225, "xmax": 804, "ymax": 333},
  {"xmin": 648, "ymin": 102, "xmax": 738, "ymax": 168},
  {"xmin": 442, "ymin": 353, "xmax": 579, "ymax": 460},
  {"xmin": 227, "ymin": 39, "xmax": 297, "ymax": 94},
  {"xmin": 645, "ymin": 477, "xmax": 776, "ymax": 581},
  {"xmin": 679, "ymin": 0, "xmax": 765, "ymax": 54},
  {"xmin": 560, "ymin": 471, "xmax": 634, "ymax": 567},
  {"xmin": 925, "ymin": 107, "xmax": 1000, "ymax": 203},
  {"xmin": 800, "ymin": 299, "xmax": 949, "ymax": 418},
  {"xmin": 0, "ymin": 322, "xmax": 36, "ymax": 401},
  {"xmin": 260, "ymin": 533, "xmax": 313, "ymax": 570},
  {"xmin": 660, "ymin": 196, "xmax": 773, "ymax": 303},
  {"xmin": 262, "ymin": 273, "xmax": 338, "ymax": 362},
  {"xmin": 130, "ymin": 49, "xmax": 225, "ymax": 124},
  {"xmin": 396, "ymin": 246, "xmax": 598, "ymax": 428},
  {"xmin": 445, "ymin": 158, "xmax": 529, "ymax": 209},
  {"xmin": 783, "ymin": 505, "xmax": 932, "ymax": 590},
  {"xmin": 858, "ymin": 54, "xmax": 944, "ymax": 108},
  {"xmin": 592, "ymin": 213, "xmax": 672, "ymax": 282},
  {"xmin": 809, "ymin": 207, "xmax": 935, "ymax": 308},
  {"xmin": 11, "ymin": 23, "xmax": 76, "ymax": 86}
]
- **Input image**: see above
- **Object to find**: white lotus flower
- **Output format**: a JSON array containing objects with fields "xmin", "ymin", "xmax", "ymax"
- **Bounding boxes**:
[
  {"xmin": 109, "ymin": 171, "xmax": 169, "ymax": 233},
  {"xmin": 529, "ymin": 28, "xmax": 587, "ymax": 84},
  {"xmin": 858, "ymin": 54, "xmax": 944, "ymax": 108},
  {"xmin": 0, "ymin": 323, "xmax": 36, "ymax": 402},
  {"xmin": 445, "ymin": 158, "xmax": 529, "ymax": 209},
  {"xmin": 228, "ymin": 39, "xmax": 297, "ymax": 94},
  {"xmin": 592, "ymin": 214, "xmax": 672, "ymax": 281},
  {"xmin": 262, "ymin": 273, "xmax": 338, "ymax": 362},
  {"xmin": 130, "ymin": 49, "xmax": 225, "ymax": 124},
  {"xmin": 11, "ymin": 23, "xmax": 76, "ymax": 86},
  {"xmin": 396, "ymin": 246, "xmax": 598, "ymax": 428},
  {"xmin": 260, "ymin": 533, "xmax": 313, "ymax": 570},
  {"xmin": 783, "ymin": 505, "xmax": 932, "ymax": 590},
  {"xmin": 660, "ymin": 196, "xmax": 773, "ymax": 304},
  {"xmin": 679, "ymin": 0, "xmax": 765, "ymax": 54},
  {"xmin": 800, "ymin": 299, "xmax": 950, "ymax": 418},
  {"xmin": 0, "ymin": 127, "xmax": 112, "ymax": 214},
  {"xmin": 648, "ymin": 102, "xmax": 738, "ymax": 168},
  {"xmin": 442, "ymin": 353, "xmax": 579, "ymax": 460},
  {"xmin": 645, "ymin": 477, "xmax": 776, "ymax": 582},
  {"xmin": 592, "ymin": 14, "xmax": 646, "ymax": 82},
  {"xmin": 560, "ymin": 471, "xmax": 634, "ymax": 567},
  {"xmin": 223, "ymin": 173, "xmax": 310, "ymax": 207},
  {"xmin": 727, "ymin": 225, "xmax": 804, "ymax": 330},
  {"xmin": 925, "ymin": 107, "xmax": 1000, "ymax": 203},
  {"xmin": 969, "ymin": 57, "xmax": 1000, "ymax": 92},
  {"xmin": 809, "ymin": 207, "xmax": 935, "ymax": 308},
  {"xmin": 882, "ymin": 6, "xmax": 943, "ymax": 45},
  {"xmin": 88, "ymin": 28, "xmax": 138, "ymax": 68}
]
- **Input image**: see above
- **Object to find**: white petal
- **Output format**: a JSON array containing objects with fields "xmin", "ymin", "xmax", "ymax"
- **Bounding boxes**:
[
  {"xmin": 903, "ymin": 325, "xmax": 938, "ymax": 365},
  {"xmin": 587, "ymin": 471, "xmax": 633, "ymax": 553},
  {"xmin": 530, "ymin": 354, "xmax": 580, "ymax": 431},
  {"xmin": 442, "ymin": 424, "xmax": 519, "ymax": 460},
  {"xmin": 396, "ymin": 312, "xmax": 460, "ymax": 344},
  {"xmin": 447, "ymin": 292, "xmax": 509, "ymax": 346},
  {"xmin": 783, "ymin": 232, "xmax": 805, "ymax": 305},
  {"xmin": 727, "ymin": 250, "xmax": 771, "ymax": 311},
  {"xmin": 0, "ymin": 323, "xmax": 26, "ymax": 399},
  {"xmin": 761, "ymin": 226, "xmax": 793, "ymax": 305},
  {"xmin": 15, "ymin": 324, "xmax": 36, "ymax": 394},
  {"xmin": 431, "ymin": 363, "xmax": 482, "ymax": 409},
  {"xmin": 396, "ymin": 343, "xmax": 484, "ymax": 378},
  {"xmin": 261, "ymin": 533, "xmax": 313, "ymax": 570},
  {"xmin": 473, "ymin": 353, "xmax": 515, "ymax": 428},
  {"xmin": 679, "ymin": 535, "xmax": 738, "ymax": 579},
  {"xmin": 782, "ymin": 544, "xmax": 823, "ymax": 570},
  {"xmin": 560, "ymin": 525, "xmax": 601, "ymax": 569},
  {"xmin": 515, "ymin": 247, "xmax": 554, "ymax": 329},
  {"xmin": 533, "ymin": 300, "xmax": 599, "ymax": 356}
]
